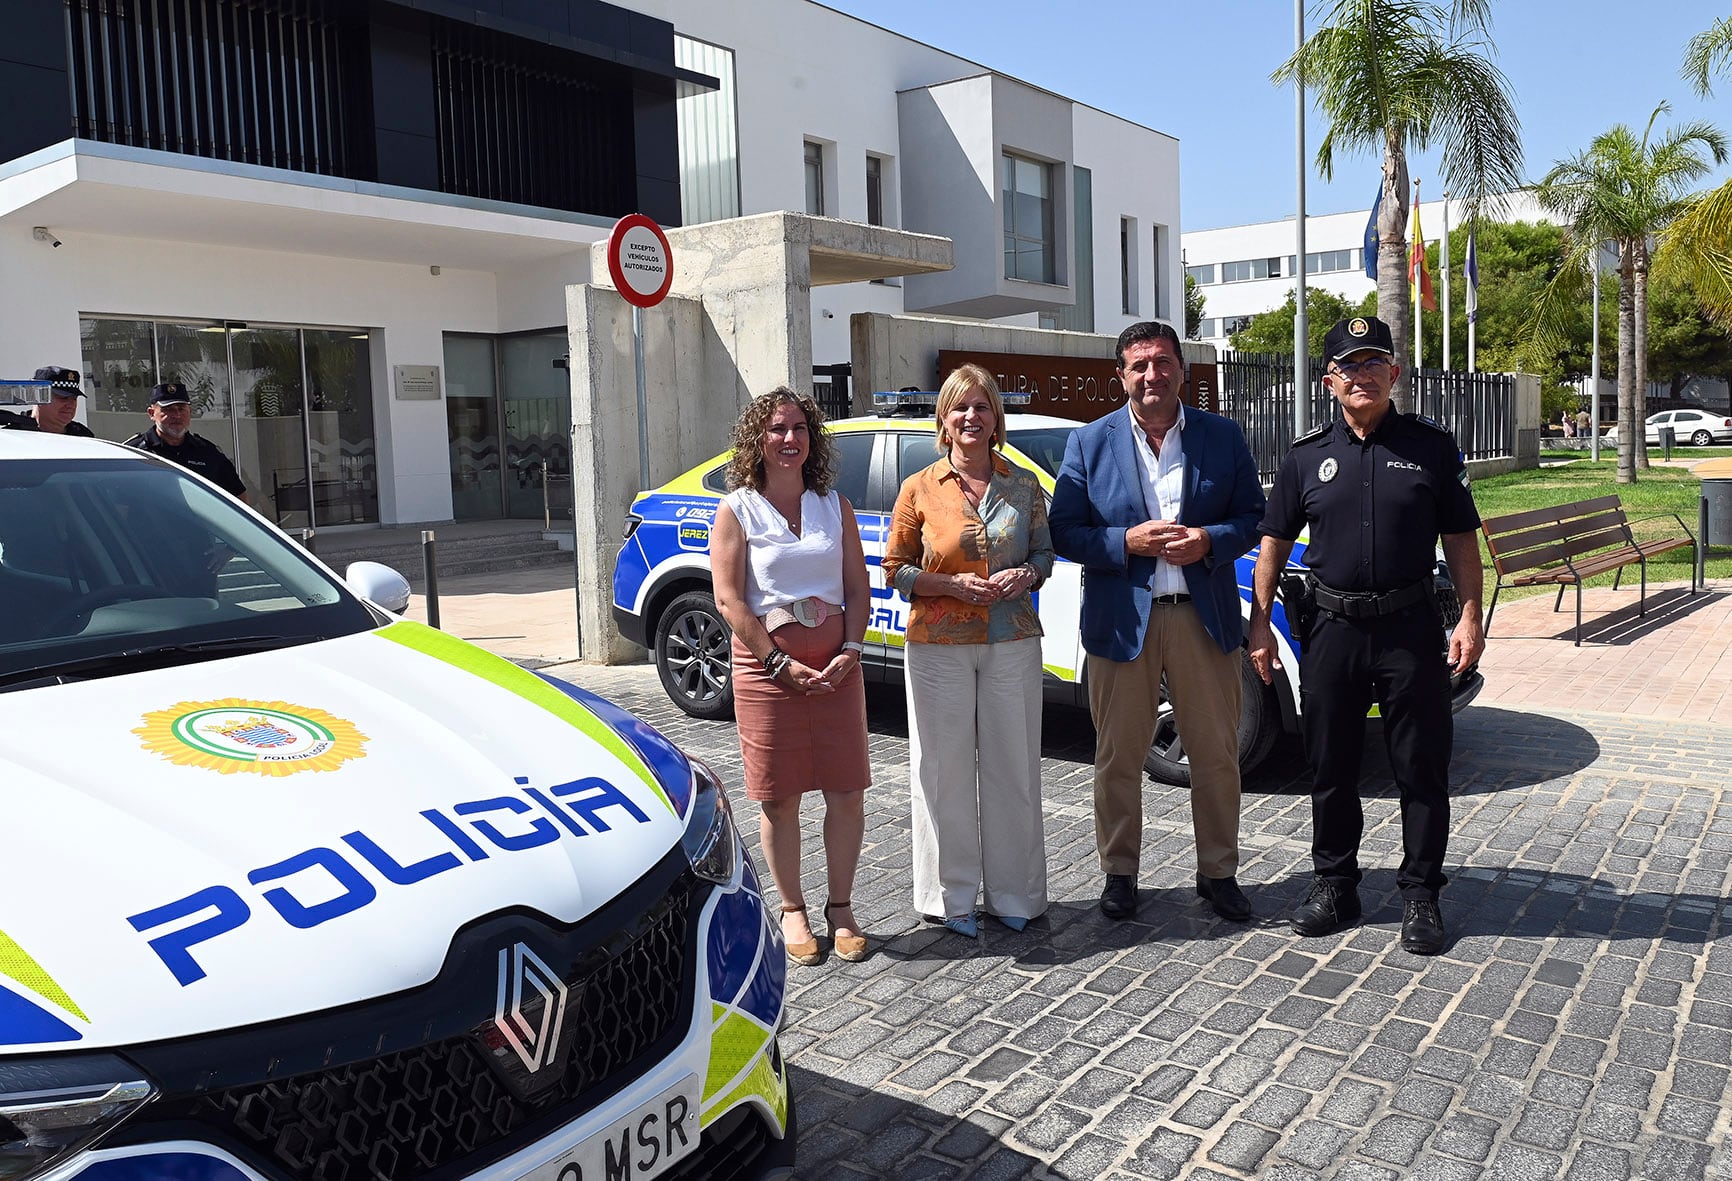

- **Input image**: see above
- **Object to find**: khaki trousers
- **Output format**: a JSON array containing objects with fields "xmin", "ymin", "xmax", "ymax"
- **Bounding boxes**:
[{"xmin": 1087, "ymin": 601, "xmax": 1242, "ymax": 879}]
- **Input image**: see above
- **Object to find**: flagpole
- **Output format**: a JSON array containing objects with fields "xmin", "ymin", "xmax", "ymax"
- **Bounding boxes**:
[
  {"xmin": 1293, "ymin": 0, "xmax": 1308, "ymax": 436},
  {"xmin": 1440, "ymin": 193, "xmax": 1451, "ymax": 371},
  {"xmin": 1412, "ymin": 179, "xmax": 1422, "ymax": 370}
]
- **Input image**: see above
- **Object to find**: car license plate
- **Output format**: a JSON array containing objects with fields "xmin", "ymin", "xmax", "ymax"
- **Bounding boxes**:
[{"xmin": 520, "ymin": 1075, "xmax": 701, "ymax": 1181}]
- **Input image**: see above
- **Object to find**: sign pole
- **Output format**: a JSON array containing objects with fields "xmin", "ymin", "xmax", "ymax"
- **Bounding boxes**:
[{"xmin": 633, "ymin": 303, "xmax": 649, "ymax": 492}]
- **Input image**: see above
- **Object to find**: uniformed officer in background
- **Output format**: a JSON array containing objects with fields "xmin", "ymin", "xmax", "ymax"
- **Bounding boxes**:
[
  {"xmin": 125, "ymin": 382, "xmax": 248, "ymax": 502},
  {"xmin": 1247, "ymin": 315, "xmax": 1485, "ymax": 956},
  {"xmin": 0, "ymin": 367, "xmax": 95, "ymax": 435}
]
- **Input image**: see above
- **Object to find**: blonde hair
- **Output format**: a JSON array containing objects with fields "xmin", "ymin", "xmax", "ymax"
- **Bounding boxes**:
[{"xmin": 934, "ymin": 363, "xmax": 1007, "ymax": 452}]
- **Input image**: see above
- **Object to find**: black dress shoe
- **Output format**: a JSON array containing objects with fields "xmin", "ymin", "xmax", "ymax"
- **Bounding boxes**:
[
  {"xmin": 1196, "ymin": 874, "xmax": 1252, "ymax": 921},
  {"xmin": 1099, "ymin": 874, "xmax": 1138, "ymax": 920},
  {"xmin": 1400, "ymin": 899, "xmax": 1446, "ymax": 955},
  {"xmin": 1291, "ymin": 877, "xmax": 1361, "ymax": 937}
]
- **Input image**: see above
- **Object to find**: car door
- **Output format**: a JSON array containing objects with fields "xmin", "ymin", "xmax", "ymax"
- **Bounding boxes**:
[
  {"xmin": 1645, "ymin": 411, "xmax": 1671, "ymax": 444},
  {"xmin": 829, "ymin": 429, "xmax": 888, "ymax": 675}
]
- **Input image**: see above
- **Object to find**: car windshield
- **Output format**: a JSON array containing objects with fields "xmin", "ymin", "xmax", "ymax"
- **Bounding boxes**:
[
  {"xmin": 0, "ymin": 458, "xmax": 380, "ymax": 686},
  {"xmin": 1005, "ymin": 427, "xmax": 1076, "ymax": 479}
]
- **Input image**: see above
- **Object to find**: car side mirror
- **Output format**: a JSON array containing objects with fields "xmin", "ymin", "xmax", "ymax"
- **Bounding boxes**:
[{"xmin": 345, "ymin": 561, "xmax": 412, "ymax": 615}]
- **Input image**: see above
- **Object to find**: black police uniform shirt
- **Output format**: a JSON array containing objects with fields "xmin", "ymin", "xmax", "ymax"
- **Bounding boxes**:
[
  {"xmin": 123, "ymin": 425, "xmax": 247, "ymax": 498},
  {"xmin": 0, "ymin": 410, "xmax": 95, "ymax": 436},
  {"xmin": 1259, "ymin": 410, "xmax": 1480, "ymax": 593}
]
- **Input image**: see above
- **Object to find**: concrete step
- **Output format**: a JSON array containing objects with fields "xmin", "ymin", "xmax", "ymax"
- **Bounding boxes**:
[{"xmin": 310, "ymin": 530, "xmax": 573, "ymax": 586}]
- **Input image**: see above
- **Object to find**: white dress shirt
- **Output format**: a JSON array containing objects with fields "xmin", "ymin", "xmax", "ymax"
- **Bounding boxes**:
[{"xmin": 1127, "ymin": 401, "xmax": 1188, "ymax": 597}]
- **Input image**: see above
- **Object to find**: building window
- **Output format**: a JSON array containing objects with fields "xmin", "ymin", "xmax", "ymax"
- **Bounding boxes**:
[
  {"xmin": 1053, "ymin": 166, "xmax": 1094, "ymax": 332},
  {"xmin": 1002, "ymin": 152, "xmax": 1056, "ymax": 284},
  {"xmin": 1187, "ymin": 263, "xmax": 1216, "ymax": 285},
  {"xmin": 1224, "ymin": 315, "xmax": 1253, "ymax": 335},
  {"xmin": 1151, "ymin": 225, "xmax": 1166, "ymax": 319},
  {"xmin": 676, "ymin": 35, "xmax": 740, "ymax": 225},
  {"xmin": 1305, "ymin": 248, "xmax": 1359, "ymax": 274},
  {"xmin": 804, "ymin": 141, "xmax": 825, "ymax": 215},
  {"xmin": 1196, "ymin": 318, "xmax": 1219, "ymax": 338},
  {"xmin": 1221, "ymin": 257, "xmax": 1283, "ymax": 283},
  {"xmin": 1120, "ymin": 217, "xmax": 1138, "ymax": 315},
  {"xmin": 866, "ymin": 155, "xmax": 884, "ymax": 226}
]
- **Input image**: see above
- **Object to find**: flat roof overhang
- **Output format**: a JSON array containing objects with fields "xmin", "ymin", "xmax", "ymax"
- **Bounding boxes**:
[{"xmin": 0, "ymin": 140, "xmax": 615, "ymax": 271}]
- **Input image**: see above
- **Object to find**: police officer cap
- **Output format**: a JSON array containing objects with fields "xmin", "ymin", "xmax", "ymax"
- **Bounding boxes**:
[
  {"xmin": 1324, "ymin": 315, "xmax": 1395, "ymax": 363},
  {"xmin": 33, "ymin": 365, "xmax": 83, "ymax": 395},
  {"xmin": 150, "ymin": 382, "xmax": 191, "ymax": 406}
]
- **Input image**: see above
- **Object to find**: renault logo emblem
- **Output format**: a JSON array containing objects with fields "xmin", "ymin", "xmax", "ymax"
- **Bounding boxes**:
[{"xmin": 495, "ymin": 943, "xmax": 567, "ymax": 1074}]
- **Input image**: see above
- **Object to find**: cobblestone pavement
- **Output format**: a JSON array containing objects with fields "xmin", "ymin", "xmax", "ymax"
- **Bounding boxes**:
[{"xmin": 553, "ymin": 662, "xmax": 1732, "ymax": 1181}]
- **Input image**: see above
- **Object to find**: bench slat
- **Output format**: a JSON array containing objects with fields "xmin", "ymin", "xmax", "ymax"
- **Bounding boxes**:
[
  {"xmin": 1492, "ymin": 525, "xmax": 1632, "ymax": 576},
  {"xmin": 1487, "ymin": 511, "xmax": 1626, "ymax": 559},
  {"xmin": 1482, "ymin": 495, "xmax": 1623, "ymax": 538}
]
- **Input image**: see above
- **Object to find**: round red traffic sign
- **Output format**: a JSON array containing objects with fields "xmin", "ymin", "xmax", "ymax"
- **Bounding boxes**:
[{"xmin": 606, "ymin": 214, "xmax": 674, "ymax": 309}]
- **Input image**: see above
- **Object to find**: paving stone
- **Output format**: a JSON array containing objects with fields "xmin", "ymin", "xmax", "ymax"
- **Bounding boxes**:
[
  {"xmin": 1361, "ymin": 1113, "xmax": 1435, "ymax": 1166},
  {"xmin": 1563, "ymin": 1142, "xmax": 1632, "ymax": 1181},
  {"xmin": 1392, "ymin": 1078, "xmax": 1456, "ymax": 1119},
  {"xmin": 1010, "ymin": 1104, "xmax": 1090, "ymax": 1154},
  {"xmin": 1277, "ymin": 1120, "xmax": 1354, "ymax": 1170},
  {"xmin": 1205, "ymin": 1121, "xmax": 1279, "ymax": 1173},
  {"xmin": 1170, "ymin": 1089, "xmax": 1236, "ymax": 1130},
  {"xmin": 1512, "ymin": 1103, "xmax": 1579, "ymax": 1152},
  {"xmin": 1483, "ymin": 1142, "xmax": 1565, "ymax": 1180},
  {"xmin": 1318, "ymin": 1078, "xmax": 1386, "ymax": 1124}
]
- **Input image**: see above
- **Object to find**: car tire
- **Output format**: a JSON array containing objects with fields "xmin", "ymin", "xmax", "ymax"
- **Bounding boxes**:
[
  {"xmin": 1692, "ymin": 430, "xmax": 1713, "ymax": 447},
  {"xmin": 1144, "ymin": 651, "xmax": 1280, "ymax": 787},
  {"xmin": 654, "ymin": 590, "xmax": 735, "ymax": 721}
]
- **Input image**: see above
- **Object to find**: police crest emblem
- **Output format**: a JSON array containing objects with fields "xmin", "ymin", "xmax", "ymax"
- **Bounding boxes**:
[
  {"xmin": 1348, "ymin": 317, "xmax": 1369, "ymax": 337},
  {"xmin": 1319, "ymin": 457, "xmax": 1339, "ymax": 483}
]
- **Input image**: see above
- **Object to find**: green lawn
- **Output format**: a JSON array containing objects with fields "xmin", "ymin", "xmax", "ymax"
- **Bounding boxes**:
[
  {"xmin": 1471, "ymin": 459, "xmax": 1730, "ymax": 593},
  {"xmin": 1541, "ymin": 446, "xmax": 1732, "ymax": 461}
]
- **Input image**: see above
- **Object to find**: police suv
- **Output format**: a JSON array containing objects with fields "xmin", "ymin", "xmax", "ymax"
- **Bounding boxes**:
[
  {"xmin": 0, "ymin": 432, "xmax": 794, "ymax": 1181},
  {"xmin": 611, "ymin": 394, "xmax": 1482, "ymax": 786}
]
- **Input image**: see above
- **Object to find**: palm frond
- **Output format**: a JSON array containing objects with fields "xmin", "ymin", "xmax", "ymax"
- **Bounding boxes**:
[
  {"xmin": 1653, "ymin": 179, "xmax": 1732, "ymax": 327},
  {"xmin": 1682, "ymin": 16, "xmax": 1732, "ymax": 97}
]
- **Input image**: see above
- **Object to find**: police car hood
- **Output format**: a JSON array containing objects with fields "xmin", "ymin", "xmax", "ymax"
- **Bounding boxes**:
[{"xmin": 0, "ymin": 622, "xmax": 688, "ymax": 1051}]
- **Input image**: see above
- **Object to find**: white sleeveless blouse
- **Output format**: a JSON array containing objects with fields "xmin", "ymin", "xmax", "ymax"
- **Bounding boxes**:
[{"xmin": 724, "ymin": 487, "xmax": 847, "ymax": 616}]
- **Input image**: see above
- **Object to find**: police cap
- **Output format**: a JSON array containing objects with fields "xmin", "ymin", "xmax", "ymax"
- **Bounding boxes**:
[{"xmin": 1323, "ymin": 315, "xmax": 1395, "ymax": 363}]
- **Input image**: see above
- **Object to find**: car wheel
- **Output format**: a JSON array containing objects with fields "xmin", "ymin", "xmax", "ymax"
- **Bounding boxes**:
[
  {"xmin": 1692, "ymin": 430, "xmax": 1713, "ymax": 447},
  {"xmin": 654, "ymin": 590, "xmax": 734, "ymax": 720},
  {"xmin": 1144, "ymin": 651, "xmax": 1280, "ymax": 786}
]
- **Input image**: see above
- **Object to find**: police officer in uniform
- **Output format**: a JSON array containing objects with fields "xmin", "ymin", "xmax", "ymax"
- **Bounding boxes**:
[
  {"xmin": 125, "ymin": 383, "xmax": 248, "ymax": 502},
  {"xmin": 1247, "ymin": 315, "xmax": 1485, "ymax": 955}
]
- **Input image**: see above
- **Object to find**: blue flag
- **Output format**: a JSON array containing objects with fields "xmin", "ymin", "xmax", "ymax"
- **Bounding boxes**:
[
  {"xmin": 1363, "ymin": 184, "xmax": 1382, "ymax": 278},
  {"xmin": 1464, "ymin": 230, "xmax": 1479, "ymax": 324}
]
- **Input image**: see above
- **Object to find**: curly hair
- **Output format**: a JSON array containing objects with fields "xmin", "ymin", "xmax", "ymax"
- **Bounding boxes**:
[{"xmin": 724, "ymin": 386, "xmax": 837, "ymax": 494}]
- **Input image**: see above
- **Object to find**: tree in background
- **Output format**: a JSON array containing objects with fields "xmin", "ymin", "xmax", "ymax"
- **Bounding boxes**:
[
  {"xmin": 1229, "ymin": 288, "xmax": 1376, "ymax": 356},
  {"xmin": 1533, "ymin": 107, "xmax": 1728, "ymax": 483},
  {"xmin": 1274, "ymin": 0, "xmax": 1523, "ymax": 411},
  {"xmin": 1654, "ymin": 17, "xmax": 1732, "ymax": 329},
  {"xmin": 1184, "ymin": 272, "xmax": 1207, "ymax": 339},
  {"xmin": 1647, "ymin": 273, "xmax": 1732, "ymax": 398}
]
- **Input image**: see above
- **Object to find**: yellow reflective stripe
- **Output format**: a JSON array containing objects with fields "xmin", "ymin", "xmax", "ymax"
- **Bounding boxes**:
[
  {"xmin": 0, "ymin": 928, "xmax": 86, "ymax": 1023},
  {"xmin": 373, "ymin": 621, "xmax": 672, "ymax": 814},
  {"xmin": 704, "ymin": 1004, "xmax": 772, "ymax": 1103},
  {"xmin": 1042, "ymin": 662, "xmax": 1078, "ymax": 681},
  {"xmin": 706, "ymin": 1045, "xmax": 789, "ymax": 1131}
]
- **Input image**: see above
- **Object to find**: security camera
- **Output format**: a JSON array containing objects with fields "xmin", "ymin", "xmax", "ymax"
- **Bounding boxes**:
[{"xmin": 32, "ymin": 227, "xmax": 61, "ymax": 248}]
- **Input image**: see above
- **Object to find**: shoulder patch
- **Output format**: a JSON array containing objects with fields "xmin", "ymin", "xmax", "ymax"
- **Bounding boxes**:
[
  {"xmin": 1291, "ymin": 422, "xmax": 1331, "ymax": 447},
  {"xmin": 1412, "ymin": 414, "xmax": 1451, "ymax": 435}
]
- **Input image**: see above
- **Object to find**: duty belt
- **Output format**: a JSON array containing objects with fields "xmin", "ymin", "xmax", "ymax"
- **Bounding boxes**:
[{"xmin": 1311, "ymin": 580, "xmax": 1432, "ymax": 619}]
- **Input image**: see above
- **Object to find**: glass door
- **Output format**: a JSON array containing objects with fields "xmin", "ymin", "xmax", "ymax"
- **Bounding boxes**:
[
  {"xmin": 501, "ymin": 332, "xmax": 571, "ymax": 519},
  {"xmin": 230, "ymin": 327, "xmax": 309, "ymax": 529},
  {"xmin": 443, "ymin": 336, "xmax": 504, "ymax": 520},
  {"xmin": 304, "ymin": 329, "xmax": 379, "ymax": 525}
]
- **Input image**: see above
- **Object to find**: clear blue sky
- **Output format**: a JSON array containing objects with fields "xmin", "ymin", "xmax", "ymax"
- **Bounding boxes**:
[{"xmin": 821, "ymin": 1, "xmax": 1730, "ymax": 230}]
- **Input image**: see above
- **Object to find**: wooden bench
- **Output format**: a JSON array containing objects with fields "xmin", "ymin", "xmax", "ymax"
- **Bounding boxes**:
[{"xmin": 1481, "ymin": 495, "xmax": 1697, "ymax": 646}]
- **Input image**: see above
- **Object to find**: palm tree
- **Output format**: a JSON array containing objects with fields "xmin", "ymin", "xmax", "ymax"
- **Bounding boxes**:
[
  {"xmin": 1274, "ymin": 0, "xmax": 1523, "ymax": 410},
  {"xmin": 1532, "ymin": 107, "xmax": 1729, "ymax": 483},
  {"xmin": 1654, "ymin": 17, "xmax": 1732, "ymax": 329}
]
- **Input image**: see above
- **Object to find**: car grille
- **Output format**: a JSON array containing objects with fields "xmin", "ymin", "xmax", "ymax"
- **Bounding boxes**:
[{"xmin": 138, "ymin": 889, "xmax": 694, "ymax": 1181}]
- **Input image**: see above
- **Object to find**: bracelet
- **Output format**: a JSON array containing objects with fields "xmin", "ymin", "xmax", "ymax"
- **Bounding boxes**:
[
  {"xmin": 764, "ymin": 647, "xmax": 790, "ymax": 677},
  {"xmin": 842, "ymin": 640, "xmax": 865, "ymax": 655}
]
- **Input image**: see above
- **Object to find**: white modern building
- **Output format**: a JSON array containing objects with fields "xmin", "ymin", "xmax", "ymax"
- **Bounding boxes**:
[
  {"xmin": 1182, "ymin": 191, "xmax": 1548, "ymax": 352},
  {"xmin": 0, "ymin": 0, "xmax": 1180, "ymax": 530}
]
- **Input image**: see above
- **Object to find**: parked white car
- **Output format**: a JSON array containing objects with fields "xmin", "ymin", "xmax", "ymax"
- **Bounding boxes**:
[{"xmin": 1604, "ymin": 408, "xmax": 1732, "ymax": 447}]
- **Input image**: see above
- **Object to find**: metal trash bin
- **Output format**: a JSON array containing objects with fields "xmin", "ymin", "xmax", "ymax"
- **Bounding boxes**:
[
  {"xmin": 1699, "ymin": 458, "xmax": 1732, "ymax": 547},
  {"xmin": 1659, "ymin": 425, "xmax": 1676, "ymax": 459}
]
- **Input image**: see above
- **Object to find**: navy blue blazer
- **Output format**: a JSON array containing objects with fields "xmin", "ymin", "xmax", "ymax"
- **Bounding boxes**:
[{"xmin": 1049, "ymin": 405, "xmax": 1266, "ymax": 659}]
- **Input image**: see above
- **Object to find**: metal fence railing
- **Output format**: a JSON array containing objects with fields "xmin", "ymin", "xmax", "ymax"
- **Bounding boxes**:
[{"xmin": 1215, "ymin": 352, "xmax": 1516, "ymax": 483}]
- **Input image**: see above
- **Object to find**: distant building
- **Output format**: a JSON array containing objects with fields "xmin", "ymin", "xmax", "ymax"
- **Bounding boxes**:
[
  {"xmin": 1181, "ymin": 192, "xmax": 1548, "ymax": 352},
  {"xmin": 0, "ymin": 0, "xmax": 1179, "ymax": 529}
]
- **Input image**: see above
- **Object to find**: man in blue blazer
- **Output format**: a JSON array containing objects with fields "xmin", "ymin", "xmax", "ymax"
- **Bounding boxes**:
[{"xmin": 1050, "ymin": 321, "xmax": 1266, "ymax": 922}]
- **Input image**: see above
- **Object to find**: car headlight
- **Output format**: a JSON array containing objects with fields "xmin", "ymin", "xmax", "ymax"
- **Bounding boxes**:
[
  {"xmin": 681, "ymin": 757, "xmax": 739, "ymax": 885},
  {"xmin": 1, "ymin": 1056, "xmax": 155, "ymax": 1181}
]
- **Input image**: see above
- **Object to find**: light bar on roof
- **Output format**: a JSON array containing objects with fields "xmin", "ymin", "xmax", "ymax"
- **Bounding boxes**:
[{"xmin": 872, "ymin": 390, "xmax": 1033, "ymax": 410}]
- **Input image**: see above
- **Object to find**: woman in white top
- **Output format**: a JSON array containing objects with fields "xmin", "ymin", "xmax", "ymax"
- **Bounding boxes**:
[{"xmin": 711, "ymin": 388, "xmax": 872, "ymax": 966}]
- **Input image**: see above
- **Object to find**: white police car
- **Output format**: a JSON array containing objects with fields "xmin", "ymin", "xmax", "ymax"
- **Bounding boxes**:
[
  {"xmin": 611, "ymin": 395, "xmax": 1482, "ymax": 786},
  {"xmin": 0, "ymin": 432, "xmax": 794, "ymax": 1181}
]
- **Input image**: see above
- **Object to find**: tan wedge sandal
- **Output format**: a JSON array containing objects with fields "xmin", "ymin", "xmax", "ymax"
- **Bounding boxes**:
[
  {"xmin": 780, "ymin": 904, "xmax": 822, "ymax": 966},
  {"xmin": 825, "ymin": 900, "xmax": 868, "ymax": 962}
]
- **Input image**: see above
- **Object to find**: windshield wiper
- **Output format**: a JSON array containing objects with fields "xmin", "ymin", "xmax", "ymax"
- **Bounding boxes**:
[{"xmin": 0, "ymin": 635, "xmax": 323, "ymax": 691}]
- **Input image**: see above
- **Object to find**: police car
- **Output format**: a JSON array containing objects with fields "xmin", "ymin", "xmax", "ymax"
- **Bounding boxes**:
[
  {"xmin": 612, "ymin": 394, "xmax": 1480, "ymax": 786},
  {"xmin": 0, "ymin": 433, "xmax": 794, "ymax": 1181}
]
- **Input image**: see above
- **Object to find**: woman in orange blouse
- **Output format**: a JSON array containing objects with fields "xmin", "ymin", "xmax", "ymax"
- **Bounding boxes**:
[{"xmin": 882, "ymin": 364, "xmax": 1054, "ymax": 937}]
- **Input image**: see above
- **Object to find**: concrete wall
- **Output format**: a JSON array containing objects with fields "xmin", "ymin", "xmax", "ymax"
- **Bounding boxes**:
[{"xmin": 1075, "ymin": 106, "xmax": 1183, "ymax": 329}]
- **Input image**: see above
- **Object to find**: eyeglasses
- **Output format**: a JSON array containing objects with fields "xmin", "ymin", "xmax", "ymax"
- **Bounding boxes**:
[{"xmin": 1331, "ymin": 356, "xmax": 1391, "ymax": 380}]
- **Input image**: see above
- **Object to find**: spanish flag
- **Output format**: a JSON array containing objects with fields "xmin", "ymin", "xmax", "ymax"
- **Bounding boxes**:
[{"xmin": 1409, "ymin": 201, "xmax": 1437, "ymax": 312}]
